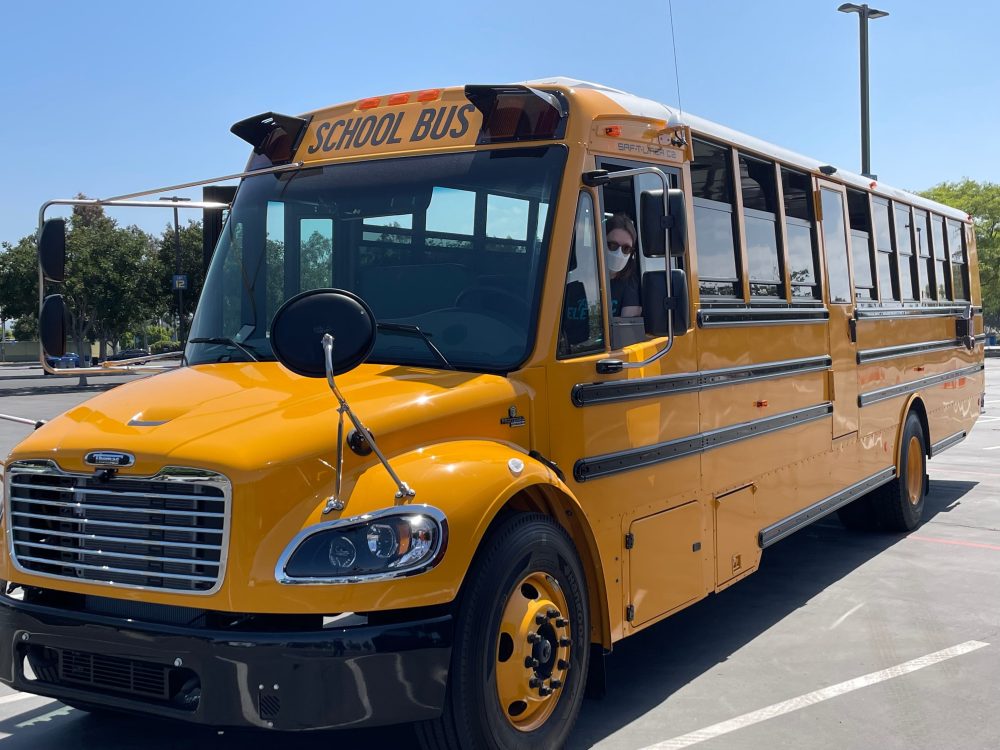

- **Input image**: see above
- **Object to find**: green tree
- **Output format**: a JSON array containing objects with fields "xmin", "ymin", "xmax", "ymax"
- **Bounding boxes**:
[
  {"xmin": 12, "ymin": 316, "xmax": 36, "ymax": 342},
  {"xmin": 0, "ymin": 234, "xmax": 40, "ymax": 332},
  {"xmin": 919, "ymin": 179, "xmax": 1000, "ymax": 328},
  {"xmin": 156, "ymin": 220, "xmax": 205, "ymax": 336},
  {"xmin": 65, "ymin": 201, "xmax": 162, "ymax": 360}
]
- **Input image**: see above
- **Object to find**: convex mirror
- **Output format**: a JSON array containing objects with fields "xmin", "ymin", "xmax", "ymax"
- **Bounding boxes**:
[
  {"xmin": 270, "ymin": 289, "xmax": 377, "ymax": 377},
  {"xmin": 38, "ymin": 219, "xmax": 66, "ymax": 282}
]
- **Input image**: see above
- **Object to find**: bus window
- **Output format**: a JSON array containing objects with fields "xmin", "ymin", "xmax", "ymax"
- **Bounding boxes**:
[
  {"xmin": 872, "ymin": 197, "xmax": 896, "ymax": 301},
  {"xmin": 558, "ymin": 192, "xmax": 605, "ymax": 358},
  {"xmin": 846, "ymin": 189, "xmax": 876, "ymax": 301},
  {"xmin": 912, "ymin": 209, "xmax": 933, "ymax": 300},
  {"xmin": 300, "ymin": 219, "xmax": 333, "ymax": 291},
  {"xmin": 692, "ymin": 139, "xmax": 740, "ymax": 298},
  {"xmin": 820, "ymin": 188, "xmax": 852, "ymax": 304},
  {"xmin": 893, "ymin": 203, "xmax": 917, "ymax": 301},
  {"xmin": 931, "ymin": 214, "xmax": 950, "ymax": 300},
  {"xmin": 738, "ymin": 153, "xmax": 782, "ymax": 298},
  {"xmin": 947, "ymin": 219, "xmax": 969, "ymax": 300},
  {"xmin": 781, "ymin": 168, "xmax": 819, "ymax": 300}
]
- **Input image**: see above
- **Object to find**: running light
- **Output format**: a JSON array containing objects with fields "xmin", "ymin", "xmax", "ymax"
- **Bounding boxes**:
[
  {"xmin": 417, "ymin": 89, "xmax": 442, "ymax": 102},
  {"xmin": 604, "ymin": 126, "xmax": 622, "ymax": 137},
  {"xmin": 387, "ymin": 92, "xmax": 411, "ymax": 105},
  {"xmin": 357, "ymin": 97, "xmax": 382, "ymax": 110}
]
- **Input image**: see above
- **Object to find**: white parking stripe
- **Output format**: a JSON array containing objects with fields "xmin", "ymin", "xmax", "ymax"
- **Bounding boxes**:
[
  {"xmin": 828, "ymin": 602, "xmax": 864, "ymax": 630},
  {"xmin": 639, "ymin": 640, "xmax": 989, "ymax": 750},
  {"xmin": 0, "ymin": 692, "xmax": 47, "ymax": 706},
  {"xmin": 983, "ymin": 446, "xmax": 1000, "ymax": 451}
]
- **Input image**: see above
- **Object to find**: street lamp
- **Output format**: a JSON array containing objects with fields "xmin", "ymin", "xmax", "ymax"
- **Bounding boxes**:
[
  {"xmin": 159, "ymin": 196, "xmax": 191, "ymax": 342},
  {"xmin": 838, "ymin": 3, "xmax": 889, "ymax": 180}
]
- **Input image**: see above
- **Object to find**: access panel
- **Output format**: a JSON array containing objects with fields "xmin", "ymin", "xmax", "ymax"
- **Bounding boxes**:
[{"xmin": 627, "ymin": 502, "xmax": 704, "ymax": 627}]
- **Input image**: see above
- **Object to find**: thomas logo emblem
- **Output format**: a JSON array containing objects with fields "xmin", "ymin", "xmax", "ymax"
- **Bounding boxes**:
[
  {"xmin": 500, "ymin": 406, "xmax": 526, "ymax": 428},
  {"xmin": 84, "ymin": 451, "xmax": 135, "ymax": 468}
]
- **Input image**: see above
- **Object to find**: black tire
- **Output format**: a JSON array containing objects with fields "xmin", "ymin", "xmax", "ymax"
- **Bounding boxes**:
[
  {"xmin": 416, "ymin": 513, "xmax": 590, "ymax": 750},
  {"xmin": 872, "ymin": 411, "xmax": 928, "ymax": 532},
  {"xmin": 838, "ymin": 411, "xmax": 927, "ymax": 533}
]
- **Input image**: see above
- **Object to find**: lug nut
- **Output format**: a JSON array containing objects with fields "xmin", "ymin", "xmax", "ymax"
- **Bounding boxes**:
[
  {"xmin": 559, "ymin": 637, "xmax": 571, "ymax": 647},
  {"xmin": 535, "ymin": 614, "xmax": 546, "ymax": 625},
  {"xmin": 527, "ymin": 632, "xmax": 540, "ymax": 643},
  {"xmin": 524, "ymin": 657, "xmax": 539, "ymax": 668},
  {"xmin": 555, "ymin": 617, "xmax": 568, "ymax": 627},
  {"xmin": 547, "ymin": 609, "xmax": 559, "ymax": 619},
  {"xmin": 550, "ymin": 679, "xmax": 563, "ymax": 689},
  {"xmin": 557, "ymin": 659, "xmax": 569, "ymax": 670},
  {"xmin": 538, "ymin": 686, "xmax": 552, "ymax": 697},
  {"xmin": 529, "ymin": 677, "xmax": 539, "ymax": 688}
]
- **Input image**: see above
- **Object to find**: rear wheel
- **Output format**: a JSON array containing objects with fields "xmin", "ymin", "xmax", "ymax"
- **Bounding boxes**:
[
  {"xmin": 837, "ymin": 410, "xmax": 927, "ymax": 532},
  {"xmin": 417, "ymin": 513, "xmax": 590, "ymax": 750}
]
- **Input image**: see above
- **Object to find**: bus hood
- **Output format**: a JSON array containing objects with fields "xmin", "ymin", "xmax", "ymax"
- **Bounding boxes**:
[{"xmin": 8, "ymin": 362, "xmax": 533, "ymax": 478}]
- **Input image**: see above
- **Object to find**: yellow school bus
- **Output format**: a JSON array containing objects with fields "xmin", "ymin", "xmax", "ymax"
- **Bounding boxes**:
[{"xmin": 0, "ymin": 77, "xmax": 985, "ymax": 747}]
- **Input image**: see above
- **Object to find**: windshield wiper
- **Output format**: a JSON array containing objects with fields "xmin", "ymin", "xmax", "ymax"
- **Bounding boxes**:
[
  {"xmin": 377, "ymin": 323, "xmax": 454, "ymax": 370},
  {"xmin": 188, "ymin": 337, "xmax": 260, "ymax": 362}
]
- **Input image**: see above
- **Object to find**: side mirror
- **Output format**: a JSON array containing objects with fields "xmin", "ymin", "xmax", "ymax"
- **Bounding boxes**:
[
  {"xmin": 38, "ymin": 219, "xmax": 66, "ymax": 282},
  {"xmin": 39, "ymin": 294, "xmax": 67, "ymax": 357},
  {"xmin": 639, "ymin": 189, "xmax": 688, "ymax": 258},
  {"xmin": 641, "ymin": 269, "xmax": 690, "ymax": 337},
  {"xmin": 270, "ymin": 288, "xmax": 377, "ymax": 377},
  {"xmin": 669, "ymin": 268, "xmax": 690, "ymax": 334}
]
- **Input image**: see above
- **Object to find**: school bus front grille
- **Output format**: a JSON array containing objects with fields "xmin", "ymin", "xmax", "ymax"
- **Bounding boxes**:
[{"xmin": 6, "ymin": 463, "xmax": 230, "ymax": 594}]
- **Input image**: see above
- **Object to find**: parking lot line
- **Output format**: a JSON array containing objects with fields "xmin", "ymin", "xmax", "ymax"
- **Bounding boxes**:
[
  {"xmin": 638, "ymin": 640, "xmax": 989, "ymax": 750},
  {"xmin": 0, "ymin": 692, "xmax": 44, "ymax": 706},
  {"xmin": 983, "ymin": 445, "xmax": 1000, "ymax": 451},
  {"xmin": 910, "ymin": 536, "xmax": 1000, "ymax": 552}
]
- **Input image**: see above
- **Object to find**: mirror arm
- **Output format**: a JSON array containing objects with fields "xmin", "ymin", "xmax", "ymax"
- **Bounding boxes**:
[{"xmin": 321, "ymin": 334, "xmax": 414, "ymax": 514}]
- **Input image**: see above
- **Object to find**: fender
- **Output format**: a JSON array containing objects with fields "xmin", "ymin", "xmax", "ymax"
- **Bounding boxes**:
[
  {"xmin": 290, "ymin": 439, "xmax": 611, "ymax": 638},
  {"xmin": 893, "ymin": 393, "xmax": 928, "ymax": 471}
]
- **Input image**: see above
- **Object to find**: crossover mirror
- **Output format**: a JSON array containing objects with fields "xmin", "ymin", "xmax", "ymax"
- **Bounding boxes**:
[
  {"xmin": 39, "ymin": 294, "xmax": 67, "ymax": 358},
  {"xmin": 38, "ymin": 219, "xmax": 66, "ymax": 283},
  {"xmin": 270, "ymin": 288, "xmax": 377, "ymax": 378}
]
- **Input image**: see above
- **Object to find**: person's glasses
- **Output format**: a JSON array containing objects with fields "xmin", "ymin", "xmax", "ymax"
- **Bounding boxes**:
[{"xmin": 608, "ymin": 241, "xmax": 634, "ymax": 253}]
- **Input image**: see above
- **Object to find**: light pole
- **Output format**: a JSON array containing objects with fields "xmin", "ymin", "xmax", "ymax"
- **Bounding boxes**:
[
  {"xmin": 838, "ymin": 3, "xmax": 889, "ymax": 180},
  {"xmin": 160, "ymin": 196, "xmax": 191, "ymax": 342}
]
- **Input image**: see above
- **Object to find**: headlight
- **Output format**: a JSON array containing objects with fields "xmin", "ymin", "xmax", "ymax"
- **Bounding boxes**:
[{"xmin": 276, "ymin": 506, "xmax": 447, "ymax": 584}]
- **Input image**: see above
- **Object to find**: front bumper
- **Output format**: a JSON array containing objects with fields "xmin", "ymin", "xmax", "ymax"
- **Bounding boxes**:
[{"xmin": 0, "ymin": 595, "xmax": 452, "ymax": 731}]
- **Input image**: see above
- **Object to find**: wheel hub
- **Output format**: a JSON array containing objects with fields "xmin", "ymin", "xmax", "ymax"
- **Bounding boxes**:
[{"xmin": 495, "ymin": 572, "xmax": 572, "ymax": 731}]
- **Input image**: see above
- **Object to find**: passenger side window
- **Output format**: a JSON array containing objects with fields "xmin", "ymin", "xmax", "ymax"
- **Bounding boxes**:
[
  {"xmin": 846, "ymin": 189, "xmax": 876, "ymax": 301},
  {"xmin": 872, "ymin": 197, "xmax": 897, "ymax": 301},
  {"xmin": 739, "ymin": 153, "xmax": 783, "ymax": 298},
  {"xmin": 931, "ymin": 214, "xmax": 950, "ymax": 300},
  {"xmin": 692, "ymin": 139, "xmax": 740, "ymax": 297},
  {"xmin": 947, "ymin": 219, "xmax": 970, "ymax": 301},
  {"xmin": 820, "ymin": 189, "xmax": 852, "ymax": 304},
  {"xmin": 781, "ymin": 168, "xmax": 820, "ymax": 300},
  {"xmin": 893, "ymin": 203, "xmax": 917, "ymax": 301},
  {"xmin": 558, "ymin": 192, "xmax": 605, "ymax": 358},
  {"xmin": 912, "ymin": 209, "xmax": 933, "ymax": 299}
]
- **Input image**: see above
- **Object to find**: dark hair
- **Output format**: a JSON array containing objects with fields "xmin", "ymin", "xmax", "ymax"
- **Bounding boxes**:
[
  {"xmin": 605, "ymin": 213, "xmax": 637, "ymax": 247},
  {"xmin": 606, "ymin": 212, "xmax": 638, "ymax": 279}
]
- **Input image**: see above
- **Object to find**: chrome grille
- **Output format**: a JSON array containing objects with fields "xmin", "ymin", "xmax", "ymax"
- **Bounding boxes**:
[{"xmin": 6, "ymin": 461, "xmax": 230, "ymax": 594}]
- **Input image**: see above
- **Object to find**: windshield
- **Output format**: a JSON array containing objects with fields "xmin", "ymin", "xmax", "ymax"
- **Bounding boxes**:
[{"xmin": 187, "ymin": 146, "xmax": 566, "ymax": 372}]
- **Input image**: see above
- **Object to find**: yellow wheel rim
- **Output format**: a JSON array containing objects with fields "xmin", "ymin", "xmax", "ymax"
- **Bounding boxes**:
[
  {"xmin": 494, "ymin": 571, "xmax": 572, "ymax": 732},
  {"xmin": 905, "ymin": 435, "xmax": 923, "ymax": 505}
]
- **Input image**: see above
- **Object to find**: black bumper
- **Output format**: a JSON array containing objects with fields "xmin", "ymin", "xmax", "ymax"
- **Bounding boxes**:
[{"xmin": 0, "ymin": 596, "xmax": 452, "ymax": 731}]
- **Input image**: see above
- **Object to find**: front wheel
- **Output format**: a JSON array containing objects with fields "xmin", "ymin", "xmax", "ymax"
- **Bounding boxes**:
[{"xmin": 417, "ymin": 513, "xmax": 590, "ymax": 750}]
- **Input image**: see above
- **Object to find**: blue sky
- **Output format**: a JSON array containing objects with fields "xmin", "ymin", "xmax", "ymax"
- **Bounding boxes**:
[{"xmin": 1, "ymin": 0, "xmax": 996, "ymax": 244}]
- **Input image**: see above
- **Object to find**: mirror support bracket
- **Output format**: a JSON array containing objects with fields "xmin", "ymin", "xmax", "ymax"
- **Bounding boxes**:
[{"xmin": 321, "ymin": 333, "xmax": 414, "ymax": 514}]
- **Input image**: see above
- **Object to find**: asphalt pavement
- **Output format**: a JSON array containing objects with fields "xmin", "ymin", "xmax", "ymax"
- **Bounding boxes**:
[{"xmin": 0, "ymin": 362, "xmax": 997, "ymax": 749}]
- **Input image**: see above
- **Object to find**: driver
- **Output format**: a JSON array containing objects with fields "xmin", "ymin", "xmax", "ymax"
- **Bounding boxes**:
[{"xmin": 605, "ymin": 213, "xmax": 642, "ymax": 317}]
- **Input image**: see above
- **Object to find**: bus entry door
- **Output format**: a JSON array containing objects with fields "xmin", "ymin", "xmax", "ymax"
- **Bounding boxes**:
[{"xmin": 817, "ymin": 181, "xmax": 859, "ymax": 438}]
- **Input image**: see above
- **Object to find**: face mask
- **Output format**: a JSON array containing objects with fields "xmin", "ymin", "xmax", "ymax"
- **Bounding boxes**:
[{"xmin": 605, "ymin": 247, "xmax": 629, "ymax": 273}]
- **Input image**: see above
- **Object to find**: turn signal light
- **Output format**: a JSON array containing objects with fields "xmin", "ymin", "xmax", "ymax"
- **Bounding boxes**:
[{"xmin": 604, "ymin": 126, "xmax": 622, "ymax": 137}]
